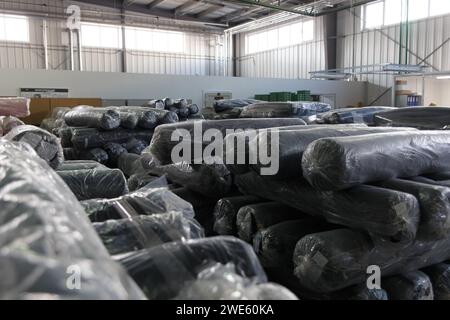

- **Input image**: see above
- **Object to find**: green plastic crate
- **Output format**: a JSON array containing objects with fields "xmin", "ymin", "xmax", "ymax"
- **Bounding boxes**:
[
  {"xmin": 297, "ymin": 90, "xmax": 311, "ymax": 101},
  {"xmin": 255, "ymin": 94, "xmax": 270, "ymax": 101}
]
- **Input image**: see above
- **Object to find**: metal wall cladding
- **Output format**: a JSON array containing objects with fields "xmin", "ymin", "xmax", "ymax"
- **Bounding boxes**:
[
  {"xmin": 336, "ymin": 7, "xmax": 450, "ymax": 104},
  {"xmin": 0, "ymin": 0, "xmax": 225, "ymax": 76},
  {"xmin": 235, "ymin": 17, "xmax": 326, "ymax": 80}
]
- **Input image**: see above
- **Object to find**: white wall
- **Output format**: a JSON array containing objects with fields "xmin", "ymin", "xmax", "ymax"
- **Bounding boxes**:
[{"xmin": 0, "ymin": 69, "xmax": 367, "ymax": 108}]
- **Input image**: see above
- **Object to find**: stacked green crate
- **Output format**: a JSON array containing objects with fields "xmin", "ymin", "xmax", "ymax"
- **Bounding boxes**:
[
  {"xmin": 290, "ymin": 93, "xmax": 298, "ymax": 101},
  {"xmin": 278, "ymin": 92, "xmax": 291, "ymax": 102},
  {"xmin": 269, "ymin": 92, "xmax": 278, "ymax": 102},
  {"xmin": 254, "ymin": 94, "xmax": 270, "ymax": 101},
  {"xmin": 297, "ymin": 90, "xmax": 311, "ymax": 101}
]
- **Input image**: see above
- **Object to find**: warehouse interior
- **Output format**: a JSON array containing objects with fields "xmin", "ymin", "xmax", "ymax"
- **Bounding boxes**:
[{"xmin": 1, "ymin": 0, "xmax": 450, "ymax": 302}]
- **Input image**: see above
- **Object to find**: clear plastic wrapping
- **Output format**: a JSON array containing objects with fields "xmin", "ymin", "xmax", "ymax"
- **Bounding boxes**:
[
  {"xmin": 235, "ymin": 172, "xmax": 420, "ymax": 243},
  {"xmin": 145, "ymin": 161, "xmax": 233, "ymax": 198},
  {"xmin": 188, "ymin": 104, "xmax": 199, "ymax": 115},
  {"xmin": 236, "ymin": 202, "xmax": 309, "ymax": 243},
  {"xmin": 71, "ymin": 127, "xmax": 153, "ymax": 149},
  {"xmin": 0, "ymin": 141, "xmax": 145, "ymax": 299},
  {"xmin": 376, "ymin": 179, "xmax": 450, "ymax": 240},
  {"xmin": 374, "ymin": 107, "xmax": 450, "ymax": 129},
  {"xmin": 103, "ymin": 142, "xmax": 128, "ymax": 167},
  {"xmin": 251, "ymin": 126, "xmax": 417, "ymax": 179},
  {"xmin": 383, "ymin": 271, "xmax": 434, "ymax": 300},
  {"xmin": 253, "ymin": 219, "xmax": 337, "ymax": 270},
  {"xmin": 127, "ymin": 172, "xmax": 161, "ymax": 192},
  {"xmin": 212, "ymin": 195, "xmax": 262, "ymax": 236},
  {"xmin": 78, "ymin": 147, "xmax": 109, "ymax": 164},
  {"xmin": 93, "ymin": 212, "xmax": 204, "ymax": 255},
  {"xmin": 318, "ymin": 107, "xmax": 395, "ymax": 125},
  {"xmin": 145, "ymin": 118, "xmax": 307, "ymax": 165},
  {"xmin": 123, "ymin": 138, "xmax": 149, "ymax": 155},
  {"xmin": 0, "ymin": 97, "xmax": 30, "ymax": 117},
  {"xmin": 214, "ymin": 99, "xmax": 262, "ymax": 113},
  {"xmin": 119, "ymin": 236, "xmax": 267, "ymax": 299},
  {"xmin": 64, "ymin": 108, "xmax": 121, "ymax": 130},
  {"xmin": 117, "ymin": 153, "xmax": 145, "ymax": 177},
  {"xmin": 172, "ymin": 187, "xmax": 219, "ymax": 236},
  {"xmin": 0, "ymin": 115, "xmax": 25, "ymax": 135},
  {"xmin": 4, "ymin": 125, "xmax": 64, "ymax": 169},
  {"xmin": 423, "ymin": 263, "xmax": 450, "ymax": 300},
  {"xmin": 81, "ymin": 180, "xmax": 195, "ymax": 222},
  {"xmin": 175, "ymin": 263, "xmax": 298, "ymax": 300},
  {"xmin": 56, "ymin": 160, "xmax": 107, "ymax": 171},
  {"xmin": 57, "ymin": 168, "xmax": 128, "ymax": 201},
  {"xmin": 302, "ymin": 131, "xmax": 450, "ymax": 191},
  {"xmin": 293, "ymin": 228, "xmax": 450, "ymax": 293},
  {"xmin": 143, "ymin": 99, "xmax": 165, "ymax": 110},
  {"xmin": 240, "ymin": 102, "xmax": 331, "ymax": 119}
]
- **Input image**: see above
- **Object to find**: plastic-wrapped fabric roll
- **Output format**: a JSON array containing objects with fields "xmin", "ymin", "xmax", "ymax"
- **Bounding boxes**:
[
  {"xmin": 4, "ymin": 125, "xmax": 64, "ymax": 169},
  {"xmin": 173, "ymin": 98, "xmax": 188, "ymax": 108},
  {"xmin": 254, "ymin": 219, "xmax": 337, "ymax": 269},
  {"xmin": 236, "ymin": 202, "xmax": 310, "ymax": 243},
  {"xmin": 127, "ymin": 172, "xmax": 161, "ymax": 192},
  {"xmin": 123, "ymin": 138, "xmax": 149, "ymax": 155},
  {"xmin": 117, "ymin": 111, "xmax": 139, "ymax": 129},
  {"xmin": 82, "ymin": 180, "xmax": 195, "ymax": 222},
  {"xmin": 251, "ymin": 126, "xmax": 417, "ymax": 179},
  {"xmin": 188, "ymin": 104, "xmax": 199, "ymax": 115},
  {"xmin": 0, "ymin": 141, "xmax": 145, "ymax": 299},
  {"xmin": 175, "ymin": 263, "xmax": 298, "ymax": 300},
  {"xmin": 56, "ymin": 160, "xmax": 107, "ymax": 171},
  {"xmin": 71, "ymin": 127, "xmax": 153, "ymax": 149},
  {"xmin": 64, "ymin": 108, "xmax": 121, "ymax": 130},
  {"xmin": 146, "ymin": 161, "xmax": 232, "ymax": 198},
  {"xmin": 224, "ymin": 124, "xmax": 356, "ymax": 175},
  {"xmin": 145, "ymin": 118, "xmax": 307, "ymax": 165},
  {"xmin": 240, "ymin": 102, "xmax": 297, "ymax": 118},
  {"xmin": 235, "ymin": 172, "xmax": 420, "ymax": 243},
  {"xmin": 212, "ymin": 195, "xmax": 262, "ymax": 236},
  {"xmin": 374, "ymin": 107, "xmax": 450, "ymax": 129},
  {"xmin": 178, "ymin": 107, "xmax": 190, "ymax": 120},
  {"xmin": 172, "ymin": 187, "xmax": 219, "ymax": 236},
  {"xmin": 143, "ymin": 99, "xmax": 165, "ymax": 110},
  {"xmin": 119, "ymin": 236, "xmax": 267, "ymax": 299},
  {"xmin": 58, "ymin": 168, "xmax": 128, "ymax": 201},
  {"xmin": 103, "ymin": 142, "xmax": 128, "ymax": 167},
  {"xmin": 93, "ymin": 212, "xmax": 204, "ymax": 255},
  {"xmin": 376, "ymin": 179, "xmax": 450, "ymax": 240},
  {"xmin": 163, "ymin": 97, "xmax": 174, "ymax": 108},
  {"xmin": 55, "ymin": 126, "xmax": 74, "ymax": 147},
  {"xmin": 317, "ymin": 107, "xmax": 396, "ymax": 125},
  {"xmin": 214, "ymin": 99, "xmax": 262, "ymax": 113},
  {"xmin": 1, "ymin": 116, "xmax": 24, "ymax": 135},
  {"xmin": 78, "ymin": 148, "xmax": 109, "ymax": 164},
  {"xmin": 293, "ymin": 228, "xmax": 450, "ymax": 293},
  {"xmin": 424, "ymin": 172, "xmax": 450, "ymax": 181},
  {"xmin": 117, "ymin": 153, "xmax": 145, "ymax": 177},
  {"xmin": 383, "ymin": 271, "xmax": 434, "ymax": 300},
  {"xmin": 422, "ymin": 263, "xmax": 450, "ymax": 300},
  {"xmin": 63, "ymin": 147, "xmax": 79, "ymax": 160},
  {"xmin": 0, "ymin": 97, "xmax": 30, "ymax": 117},
  {"xmin": 302, "ymin": 131, "xmax": 450, "ymax": 191}
]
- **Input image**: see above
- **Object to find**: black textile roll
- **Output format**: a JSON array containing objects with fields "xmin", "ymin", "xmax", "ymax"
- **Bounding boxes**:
[{"xmin": 58, "ymin": 168, "xmax": 128, "ymax": 201}]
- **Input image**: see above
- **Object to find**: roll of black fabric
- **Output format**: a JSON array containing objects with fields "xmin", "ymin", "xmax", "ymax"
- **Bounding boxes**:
[
  {"xmin": 302, "ymin": 131, "xmax": 450, "ymax": 191},
  {"xmin": 235, "ymin": 172, "xmax": 420, "ymax": 244},
  {"xmin": 212, "ymin": 195, "xmax": 262, "ymax": 236},
  {"xmin": 119, "ymin": 236, "xmax": 267, "ymax": 299},
  {"xmin": 58, "ymin": 168, "xmax": 128, "ymax": 201}
]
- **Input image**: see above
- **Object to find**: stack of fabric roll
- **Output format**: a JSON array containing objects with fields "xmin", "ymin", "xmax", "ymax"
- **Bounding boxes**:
[
  {"xmin": 220, "ymin": 126, "xmax": 450, "ymax": 299},
  {"xmin": 44, "ymin": 105, "xmax": 181, "ymax": 166},
  {"xmin": 143, "ymin": 97, "xmax": 202, "ymax": 121}
]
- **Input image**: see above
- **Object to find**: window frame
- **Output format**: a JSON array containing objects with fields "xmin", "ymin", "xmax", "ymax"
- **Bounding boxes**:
[
  {"xmin": 80, "ymin": 22, "xmax": 123, "ymax": 49},
  {"xmin": 124, "ymin": 26, "xmax": 186, "ymax": 53}
]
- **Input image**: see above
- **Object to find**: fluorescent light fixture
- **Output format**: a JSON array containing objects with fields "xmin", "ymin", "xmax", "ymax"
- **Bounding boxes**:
[
  {"xmin": 311, "ymin": 72, "xmax": 352, "ymax": 80},
  {"xmin": 436, "ymin": 75, "xmax": 450, "ymax": 80},
  {"xmin": 382, "ymin": 64, "xmax": 425, "ymax": 73}
]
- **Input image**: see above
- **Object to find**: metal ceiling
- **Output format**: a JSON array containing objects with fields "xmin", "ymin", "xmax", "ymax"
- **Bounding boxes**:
[{"xmin": 72, "ymin": 0, "xmax": 378, "ymax": 28}]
